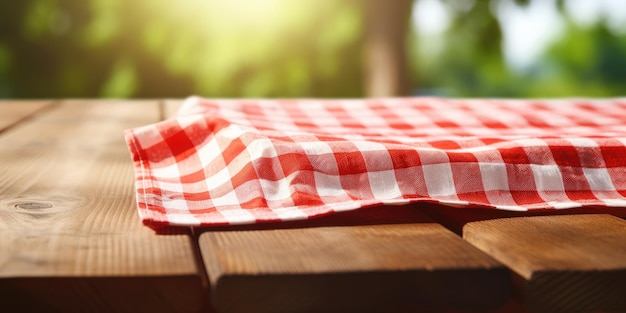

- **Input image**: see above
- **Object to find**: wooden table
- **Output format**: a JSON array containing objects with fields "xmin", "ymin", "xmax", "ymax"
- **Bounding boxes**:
[{"xmin": 1, "ymin": 100, "xmax": 625, "ymax": 313}]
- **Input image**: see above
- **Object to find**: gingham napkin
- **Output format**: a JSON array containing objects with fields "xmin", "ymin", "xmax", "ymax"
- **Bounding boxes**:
[{"xmin": 124, "ymin": 96, "xmax": 626, "ymax": 228}]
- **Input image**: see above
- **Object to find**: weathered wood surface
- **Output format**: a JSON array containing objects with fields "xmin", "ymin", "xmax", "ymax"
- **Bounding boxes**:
[
  {"xmin": 0, "ymin": 100, "xmax": 208, "ymax": 313},
  {"xmin": 162, "ymin": 99, "xmax": 184, "ymax": 119},
  {"xmin": 421, "ymin": 204, "xmax": 626, "ymax": 236},
  {"xmin": 0, "ymin": 100, "xmax": 53, "ymax": 132},
  {"xmin": 2, "ymin": 100, "xmax": 626, "ymax": 313},
  {"xmin": 464, "ymin": 214, "xmax": 626, "ymax": 313},
  {"xmin": 199, "ymin": 205, "xmax": 511, "ymax": 313}
]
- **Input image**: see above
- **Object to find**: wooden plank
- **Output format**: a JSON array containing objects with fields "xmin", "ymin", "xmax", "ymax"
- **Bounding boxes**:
[
  {"xmin": 199, "ymin": 205, "xmax": 511, "ymax": 313},
  {"xmin": 162, "ymin": 99, "xmax": 184, "ymax": 119},
  {"xmin": 421, "ymin": 203, "xmax": 626, "ymax": 236},
  {"xmin": 0, "ymin": 100, "xmax": 53, "ymax": 133},
  {"xmin": 464, "ymin": 214, "xmax": 626, "ymax": 313},
  {"xmin": 0, "ymin": 100, "xmax": 209, "ymax": 312}
]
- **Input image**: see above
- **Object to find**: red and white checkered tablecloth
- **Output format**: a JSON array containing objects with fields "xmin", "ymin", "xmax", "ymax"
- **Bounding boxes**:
[{"xmin": 124, "ymin": 96, "xmax": 626, "ymax": 228}]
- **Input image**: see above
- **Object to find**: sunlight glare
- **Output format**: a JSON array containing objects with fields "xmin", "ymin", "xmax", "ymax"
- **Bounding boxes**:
[
  {"xmin": 412, "ymin": 0, "xmax": 450, "ymax": 35},
  {"xmin": 497, "ymin": 0, "xmax": 564, "ymax": 71}
]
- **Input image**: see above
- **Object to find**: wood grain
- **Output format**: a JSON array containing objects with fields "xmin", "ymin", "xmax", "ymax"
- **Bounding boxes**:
[
  {"xmin": 199, "ymin": 207, "xmax": 510, "ymax": 313},
  {"xmin": 464, "ymin": 214, "xmax": 626, "ymax": 313},
  {"xmin": 0, "ymin": 100, "xmax": 208, "ymax": 312},
  {"xmin": 162, "ymin": 99, "xmax": 184, "ymax": 119},
  {"xmin": 0, "ymin": 100, "xmax": 53, "ymax": 132},
  {"xmin": 421, "ymin": 203, "xmax": 626, "ymax": 236}
]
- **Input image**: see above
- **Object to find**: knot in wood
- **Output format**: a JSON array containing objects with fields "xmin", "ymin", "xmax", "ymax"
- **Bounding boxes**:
[{"xmin": 15, "ymin": 202, "xmax": 53, "ymax": 210}]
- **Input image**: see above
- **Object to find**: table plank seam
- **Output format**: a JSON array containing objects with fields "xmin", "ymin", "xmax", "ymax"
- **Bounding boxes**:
[{"xmin": 0, "ymin": 100, "xmax": 60, "ymax": 135}]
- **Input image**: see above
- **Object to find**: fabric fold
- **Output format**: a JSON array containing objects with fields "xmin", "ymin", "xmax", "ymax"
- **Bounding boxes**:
[{"xmin": 125, "ymin": 96, "xmax": 626, "ymax": 228}]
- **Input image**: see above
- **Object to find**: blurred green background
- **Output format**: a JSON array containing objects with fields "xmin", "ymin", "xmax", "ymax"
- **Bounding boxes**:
[{"xmin": 1, "ymin": 0, "xmax": 625, "ymax": 99}]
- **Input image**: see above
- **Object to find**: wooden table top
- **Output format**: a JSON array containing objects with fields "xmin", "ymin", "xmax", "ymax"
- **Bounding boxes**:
[{"xmin": 1, "ymin": 100, "xmax": 625, "ymax": 313}]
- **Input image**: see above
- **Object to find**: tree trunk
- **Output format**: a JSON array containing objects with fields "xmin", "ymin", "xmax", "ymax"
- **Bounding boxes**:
[{"xmin": 364, "ymin": 0, "xmax": 413, "ymax": 97}]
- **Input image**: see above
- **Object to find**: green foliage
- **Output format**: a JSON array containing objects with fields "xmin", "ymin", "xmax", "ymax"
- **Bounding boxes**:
[
  {"xmin": 0, "ymin": 0, "xmax": 364, "ymax": 98},
  {"xmin": 412, "ymin": 0, "xmax": 515, "ymax": 97},
  {"xmin": 2, "ymin": 0, "xmax": 626, "ymax": 98},
  {"xmin": 100, "ymin": 57, "xmax": 138, "ymax": 98},
  {"xmin": 411, "ymin": 0, "xmax": 626, "ymax": 98},
  {"xmin": 519, "ymin": 16, "xmax": 626, "ymax": 97}
]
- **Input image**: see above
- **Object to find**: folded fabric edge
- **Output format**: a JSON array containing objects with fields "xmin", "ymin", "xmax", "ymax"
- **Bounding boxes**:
[
  {"xmin": 132, "ymin": 197, "xmax": 626, "ymax": 229},
  {"xmin": 122, "ymin": 96, "xmax": 626, "ymax": 230}
]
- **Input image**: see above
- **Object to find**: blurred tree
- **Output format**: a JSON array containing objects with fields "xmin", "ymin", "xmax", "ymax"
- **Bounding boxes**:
[
  {"xmin": 0, "ymin": 0, "xmax": 189, "ymax": 98},
  {"xmin": 411, "ymin": 0, "xmax": 626, "ymax": 98},
  {"xmin": 0, "ymin": 0, "xmax": 365, "ymax": 98},
  {"xmin": 526, "ymin": 19, "xmax": 626, "ymax": 97},
  {"xmin": 411, "ymin": 0, "xmax": 519, "ymax": 97},
  {"xmin": 364, "ymin": 0, "xmax": 413, "ymax": 97},
  {"xmin": 2, "ymin": 0, "xmax": 626, "ymax": 99}
]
